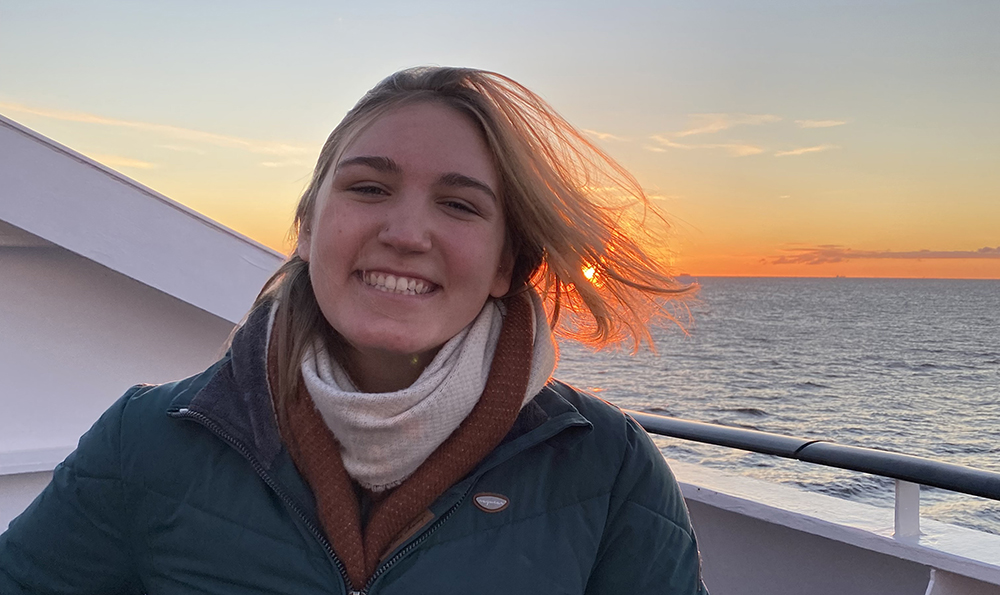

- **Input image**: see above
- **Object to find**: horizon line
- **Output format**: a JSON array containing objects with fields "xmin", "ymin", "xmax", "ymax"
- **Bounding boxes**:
[{"xmin": 673, "ymin": 274, "xmax": 1000, "ymax": 281}]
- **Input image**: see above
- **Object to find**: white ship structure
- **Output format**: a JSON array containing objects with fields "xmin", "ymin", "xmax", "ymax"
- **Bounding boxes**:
[{"xmin": 2, "ymin": 113, "xmax": 998, "ymax": 595}]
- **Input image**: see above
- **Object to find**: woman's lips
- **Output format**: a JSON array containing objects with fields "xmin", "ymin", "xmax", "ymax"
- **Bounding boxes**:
[{"xmin": 361, "ymin": 270, "xmax": 435, "ymax": 295}]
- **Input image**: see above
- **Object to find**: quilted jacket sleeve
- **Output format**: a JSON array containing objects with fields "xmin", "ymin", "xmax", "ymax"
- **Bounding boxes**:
[
  {"xmin": 0, "ymin": 388, "xmax": 145, "ymax": 595},
  {"xmin": 584, "ymin": 415, "xmax": 709, "ymax": 595}
]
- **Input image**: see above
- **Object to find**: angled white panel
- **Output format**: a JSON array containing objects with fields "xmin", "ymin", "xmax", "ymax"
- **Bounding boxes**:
[{"xmin": 0, "ymin": 114, "xmax": 284, "ymax": 324}]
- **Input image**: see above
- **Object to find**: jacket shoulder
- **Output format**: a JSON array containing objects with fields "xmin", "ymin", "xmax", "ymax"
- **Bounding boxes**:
[
  {"xmin": 544, "ymin": 379, "xmax": 638, "ymax": 445},
  {"xmin": 546, "ymin": 378, "xmax": 699, "ymax": 531},
  {"xmin": 119, "ymin": 356, "xmax": 229, "ymax": 414},
  {"xmin": 545, "ymin": 382, "xmax": 707, "ymax": 593}
]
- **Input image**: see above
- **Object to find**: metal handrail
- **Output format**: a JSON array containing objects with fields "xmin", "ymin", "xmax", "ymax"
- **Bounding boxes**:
[{"xmin": 626, "ymin": 410, "xmax": 1000, "ymax": 502}]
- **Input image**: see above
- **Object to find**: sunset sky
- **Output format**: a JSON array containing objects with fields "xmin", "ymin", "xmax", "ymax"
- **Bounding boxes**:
[{"xmin": 2, "ymin": 1, "xmax": 998, "ymax": 278}]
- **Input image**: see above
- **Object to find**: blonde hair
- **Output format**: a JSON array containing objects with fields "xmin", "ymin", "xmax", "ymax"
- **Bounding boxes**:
[{"xmin": 255, "ymin": 66, "xmax": 693, "ymax": 407}]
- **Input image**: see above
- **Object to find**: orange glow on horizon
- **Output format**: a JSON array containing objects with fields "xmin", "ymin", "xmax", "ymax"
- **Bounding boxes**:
[{"xmin": 674, "ymin": 252, "xmax": 1000, "ymax": 280}]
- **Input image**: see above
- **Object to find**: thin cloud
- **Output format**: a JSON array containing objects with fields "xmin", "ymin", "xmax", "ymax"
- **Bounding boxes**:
[
  {"xmin": 583, "ymin": 129, "xmax": 626, "ymax": 141},
  {"xmin": 649, "ymin": 134, "xmax": 763, "ymax": 157},
  {"xmin": 649, "ymin": 135, "xmax": 688, "ymax": 149},
  {"xmin": 642, "ymin": 145, "xmax": 667, "ymax": 153},
  {"xmin": 774, "ymin": 144, "xmax": 838, "ymax": 157},
  {"xmin": 713, "ymin": 143, "xmax": 765, "ymax": 157},
  {"xmin": 259, "ymin": 159, "xmax": 313, "ymax": 168},
  {"xmin": 675, "ymin": 113, "xmax": 781, "ymax": 137},
  {"xmin": 91, "ymin": 154, "xmax": 157, "ymax": 170},
  {"xmin": 772, "ymin": 245, "xmax": 1000, "ymax": 265},
  {"xmin": 0, "ymin": 101, "xmax": 310, "ymax": 156},
  {"xmin": 157, "ymin": 144, "xmax": 207, "ymax": 155},
  {"xmin": 795, "ymin": 119, "xmax": 847, "ymax": 129}
]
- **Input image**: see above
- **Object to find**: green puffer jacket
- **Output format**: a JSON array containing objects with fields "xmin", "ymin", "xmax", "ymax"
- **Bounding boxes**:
[{"xmin": 0, "ymin": 306, "xmax": 708, "ymax": 594}]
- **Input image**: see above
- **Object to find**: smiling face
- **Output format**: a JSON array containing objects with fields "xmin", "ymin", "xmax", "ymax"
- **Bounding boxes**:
[{"xmin": 297, "ymin": 101, "xmax": 512, "ymax": 391}]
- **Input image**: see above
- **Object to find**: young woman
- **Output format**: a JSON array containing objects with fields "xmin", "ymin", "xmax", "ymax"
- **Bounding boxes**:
[{"xmin": 0, "ymin": 67, "xmax": 707, "ymax": 594}]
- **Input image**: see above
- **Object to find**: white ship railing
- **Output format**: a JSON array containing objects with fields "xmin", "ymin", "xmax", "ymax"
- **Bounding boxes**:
[{"xmin": 626, "ymin": 410, "xmax": 1000, "ymax": 541}]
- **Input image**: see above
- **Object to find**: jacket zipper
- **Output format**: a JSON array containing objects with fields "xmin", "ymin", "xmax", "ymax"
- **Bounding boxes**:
[
  {"xmin": 170, "ymin": 407, "xmax": 356, "ymax": 594},
  {"xmin": 359, "ymin": 485, "xmax": 474, "ymax": 595}
]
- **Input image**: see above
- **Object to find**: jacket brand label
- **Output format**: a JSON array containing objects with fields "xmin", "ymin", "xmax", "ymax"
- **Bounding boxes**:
[{"xmin": 473, "ymin": 493, "xmax": 509, "ymax": 513}]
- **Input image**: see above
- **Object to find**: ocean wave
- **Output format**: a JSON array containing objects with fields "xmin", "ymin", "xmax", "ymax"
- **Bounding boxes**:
[
  {"xmin": 795, "ymin": 475, "xmax": 894, "ymax": 500},
  {"xmin": 794, "ymin": 381, "xmax": 832, "ymax": 390},
  {"xmin": 716, "ymin": 407, "xmax": 769, "ymax": 417}
]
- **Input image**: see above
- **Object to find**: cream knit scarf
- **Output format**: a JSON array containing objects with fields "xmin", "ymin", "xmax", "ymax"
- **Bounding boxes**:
[{"xmin": 300, "ymin": 291, "xmax": 556, "ymax": 492}]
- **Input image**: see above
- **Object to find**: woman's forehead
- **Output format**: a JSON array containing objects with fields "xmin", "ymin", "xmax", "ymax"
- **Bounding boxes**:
[{"xmin": 335, "ymin": 101, "xmax": 499, "ymax": 189}]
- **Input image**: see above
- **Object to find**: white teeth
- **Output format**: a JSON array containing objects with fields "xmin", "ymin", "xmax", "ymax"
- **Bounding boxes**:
[{"xmin": 363, "ymin": 271, "xmax": 432, "ymax": 295}]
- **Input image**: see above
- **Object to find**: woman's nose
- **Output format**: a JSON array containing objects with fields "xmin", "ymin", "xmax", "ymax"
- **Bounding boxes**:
[{"xmin": 377, "ymin": 197, "xmax": 433, "ymax": 253}]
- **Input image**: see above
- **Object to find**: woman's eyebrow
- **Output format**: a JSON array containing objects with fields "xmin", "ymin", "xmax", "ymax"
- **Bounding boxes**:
[
  {"xmin": 336, "ymin": 156, "xmax": 496, "ymax": 202},
  {"xmin": 438, "ymin": 172, "xmax": 497, "ymax": 203},
  {"xmin": 336, "ymin": 155, "xmax": 402, "ymax": 173}
]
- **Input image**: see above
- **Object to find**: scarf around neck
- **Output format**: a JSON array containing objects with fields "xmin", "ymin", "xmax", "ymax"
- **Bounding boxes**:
[
  {"xmin": 273, "ymin": 291, "xmax": 554, "ymax": 587},
  {"xmin": 299, "ymin": 289, "xmax": 556, "ymax": 491}
]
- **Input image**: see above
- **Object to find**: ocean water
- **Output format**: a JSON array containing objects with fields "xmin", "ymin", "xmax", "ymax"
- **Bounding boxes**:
[{"xmin": 555, "ymin": 277, "xmax": 1000, "ymax": 535}]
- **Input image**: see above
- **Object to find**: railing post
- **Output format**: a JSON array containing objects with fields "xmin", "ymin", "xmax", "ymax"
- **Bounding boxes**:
[{"xmin": 894, "ymin": 479, "xmax": 920, "ymax": 540}]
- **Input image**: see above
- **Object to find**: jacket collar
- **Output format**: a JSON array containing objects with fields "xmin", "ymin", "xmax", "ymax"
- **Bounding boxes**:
[{"xmin": 169, "ymin": 303, "xmax": 284, "ymax": 467}]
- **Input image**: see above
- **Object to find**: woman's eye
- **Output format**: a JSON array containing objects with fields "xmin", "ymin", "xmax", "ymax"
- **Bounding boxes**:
[
  {"xmin": 442, "ymin": 200, "xmax": 479, "ymax": 215},
  {"xmin": 350, "ymin": 185, "xmax": 388, "ymax": 197}
]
